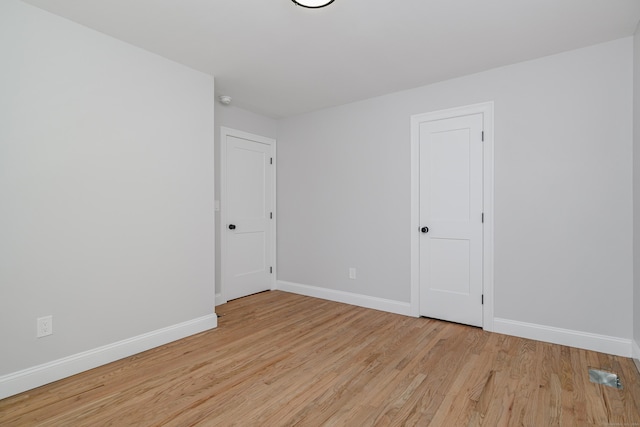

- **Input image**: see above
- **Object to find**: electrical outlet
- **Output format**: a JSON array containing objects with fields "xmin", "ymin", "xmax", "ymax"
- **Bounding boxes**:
[
  {"xmin": 349, "ymin": 268, "xmax": 357, "ymax": 280},
  {"xmin": 37, "ymin": 315, "xmax": 53, "ymax": 338}
]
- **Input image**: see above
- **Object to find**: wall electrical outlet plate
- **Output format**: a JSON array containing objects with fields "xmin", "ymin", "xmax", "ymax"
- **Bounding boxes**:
[{"xmin": 37, "ymin": 315, "xmax": 53, "ymax": 338}]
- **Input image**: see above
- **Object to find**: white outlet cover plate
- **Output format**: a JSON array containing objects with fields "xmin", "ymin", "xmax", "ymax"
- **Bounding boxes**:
[{"xmin": 37, "ymin": 315, "xmax": 53, "ymax": 338}]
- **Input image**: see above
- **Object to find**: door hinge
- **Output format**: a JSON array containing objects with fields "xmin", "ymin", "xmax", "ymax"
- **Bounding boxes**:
[
  {"xmin": 270, "ymin": 157, "xmax": 273, "ymax": 165},
  {"xmin": 270, "ymin": 212, "xmax": 273, "ymax": 219},
  {"xmin": 481, "ymin": 294, "xmax": 484, "ymax": 305},
  {"xmin": 270, "ymin": 266, "xmax": 273, "ymax": 274},
  {"xmin": 481, "ymin": 212, "xmax": 484, "ymax": 223},
  {"xmin": 481, "ymin": 131, "xmax": 484, "ymax": 142}
]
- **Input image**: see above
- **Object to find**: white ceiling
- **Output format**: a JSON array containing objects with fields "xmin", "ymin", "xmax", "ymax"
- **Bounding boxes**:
[{"xmin": 22, "ymin": 0, "xmax": 640, "ymax": 118}]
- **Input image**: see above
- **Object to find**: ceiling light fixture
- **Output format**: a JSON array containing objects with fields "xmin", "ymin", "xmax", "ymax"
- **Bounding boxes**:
[{"xmin": 291, "ymin": 0, "xmax": 335, "ymax": 9}]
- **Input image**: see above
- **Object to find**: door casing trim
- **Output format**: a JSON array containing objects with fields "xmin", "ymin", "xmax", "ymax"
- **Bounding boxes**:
[{"xmin": 410, "ymin": 102, "xmax": 494, "ymax": 331}]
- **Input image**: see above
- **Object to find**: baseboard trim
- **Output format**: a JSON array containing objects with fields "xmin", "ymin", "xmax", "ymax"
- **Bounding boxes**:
[
  {"xmin": 275, "ymin": 280, "xmax": 413, "ymax": 317},
  {"xmin": 0, "ymin": 314, "xmax": 218, "ymax": 400},
  {"xmin": 494, "ymin": 317, "xmax": 631, "ymax": 357},
  {"xmin": 275, "ymin": 282, "xmax": 631, "ymax": 357},
  {"xmin": 632, "ymin": 340, "xmax": 640, "ymax": 374}
]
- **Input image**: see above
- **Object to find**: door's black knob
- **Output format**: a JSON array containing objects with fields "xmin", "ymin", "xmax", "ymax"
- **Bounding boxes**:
[
  {"xmin": 421, "ymin": 226, "xmax": 429, "ymax": 233},
  {"xmin": 228, "ymin": 224, "xmax": 236, "ymax": 230}
]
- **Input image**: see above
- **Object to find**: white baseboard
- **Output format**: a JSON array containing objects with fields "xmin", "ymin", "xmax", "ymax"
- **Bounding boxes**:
[
  {"xmin": 632, "ymin": 340, "xmax": 640, "ymax": 374},
  {"xmin": 0, "ymin": 314, "xmax": 218, "ymax": 400},
  {"xmin": 494, "ymin": 318, "xmax": 631, "ymax": 357},
  {"xmin": 275, "ymin": 282, "xmax": 631, "ymax": 357},
  {"xmin": 275, "ymin": 280, "xmax": 413, "ymax": 317}
]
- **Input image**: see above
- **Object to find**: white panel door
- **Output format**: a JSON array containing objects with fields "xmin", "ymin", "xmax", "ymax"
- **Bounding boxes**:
[
  {"xmin": 223, "ymin": 133, "xmax": 274, "ymax": 301},
  {"xmin": 419, "ymin": 114, "xmax": 483, "ymax": 327}
]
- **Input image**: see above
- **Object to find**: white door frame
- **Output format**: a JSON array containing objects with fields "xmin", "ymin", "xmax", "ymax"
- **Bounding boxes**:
[
  {"xmin": 220, "ymin": 126, "xmax": 277, "ymax": 303},
  {"xmin": 410, "ymin": 102, "xmax": 494, "ymax": 331}
]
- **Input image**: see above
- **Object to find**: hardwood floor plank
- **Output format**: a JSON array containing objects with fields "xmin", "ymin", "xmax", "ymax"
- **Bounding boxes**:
[{"xmin": 1, "ymin": 291, "xmax": 639, "ymax": 426}]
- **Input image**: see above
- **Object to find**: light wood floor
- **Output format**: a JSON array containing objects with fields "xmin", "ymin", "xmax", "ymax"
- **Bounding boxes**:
[{"xmin": 2, "ymin": 291, "xmax": 640, "ymax": 426}]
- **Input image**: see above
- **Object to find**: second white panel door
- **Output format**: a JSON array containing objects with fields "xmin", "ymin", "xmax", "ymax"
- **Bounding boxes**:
[{"xmin": 419, "ymin": 113, "xmax": 483, "ymax": 327}]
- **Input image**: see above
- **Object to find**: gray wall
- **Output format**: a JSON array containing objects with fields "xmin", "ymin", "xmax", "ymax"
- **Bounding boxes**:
[
  {"xmin": 278, "ymin": 38, "xmax": 633, "ymax": 339},
  {"xmin": 0, "ymin": 1, "xmax": 215, "ymax": 375},
  {"xmin": 213, "ymin": 103, "xmax": 277, "ymax": 300}
]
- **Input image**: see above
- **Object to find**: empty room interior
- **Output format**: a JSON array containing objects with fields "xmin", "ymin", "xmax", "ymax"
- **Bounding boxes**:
[{"xmin": 4, "ymin": 0, "xmax": 640, "ymax": 424}]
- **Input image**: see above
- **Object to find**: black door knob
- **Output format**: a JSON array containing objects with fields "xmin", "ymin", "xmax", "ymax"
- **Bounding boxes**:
[
  {"xmin": 228, "ymin": 224, "xmax": 236, "ymax": 230},
  {"xmin": 421, "ymin": 226, "xmax": 429, "ymax": 233}
]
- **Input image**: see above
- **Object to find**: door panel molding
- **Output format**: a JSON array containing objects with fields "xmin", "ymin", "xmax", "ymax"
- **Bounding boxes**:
[
  {"xmin": 220, "ymin": 127, "xmax": 276, "ymax": 302},
  {"xmin": 410, "ymin": 102, "xmax": 494, "ymax": 331}
]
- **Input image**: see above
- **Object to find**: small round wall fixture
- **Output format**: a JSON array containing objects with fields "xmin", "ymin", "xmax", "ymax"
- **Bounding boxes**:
[{"xmin": 291, "ymin": 0, "xmax": 335, "ymax": 8}]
